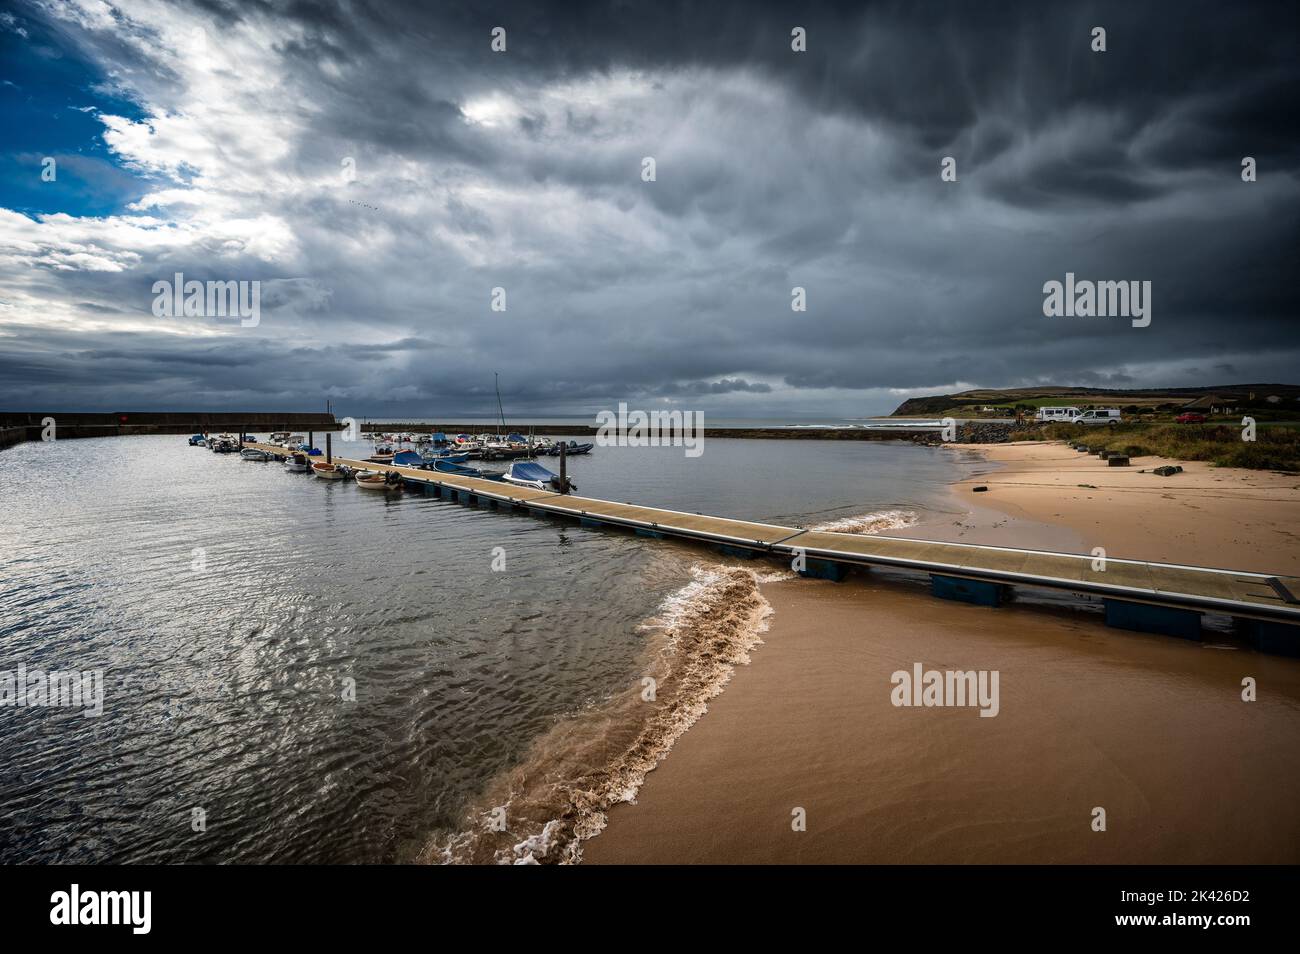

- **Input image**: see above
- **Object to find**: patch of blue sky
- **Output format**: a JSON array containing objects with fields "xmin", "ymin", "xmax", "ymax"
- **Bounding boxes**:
[{"xmin": 0, "ymin": 7, "xmax": 158, "ymax": 218}]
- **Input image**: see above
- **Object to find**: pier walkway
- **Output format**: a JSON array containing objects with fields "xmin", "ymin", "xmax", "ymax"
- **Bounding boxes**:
[{"xmin": 242, "ymin": 441, "xmax": 1300, "ymax": 655}]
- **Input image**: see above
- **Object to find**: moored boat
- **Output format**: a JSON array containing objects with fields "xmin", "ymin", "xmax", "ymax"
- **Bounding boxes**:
[
  {"xmin": 312, "ymin": 461, "xmax": 350, "ymax": 480},
  {"xmin": 420, "ymin": 450, "xmax": 469, "ymax": 464},
  {"xmin": 240, "ymin": 448, "xmax": 270, "ymax": 461},
  {"xmin": 284, "ymin": 452, "xmax": 311, "ymax": 473},
  {"xmin": 188, "ymin": 434, "xmax": 206, "ymax": 446},
  {"xmin": 540, "ymin": 440, "xmax": 594, "ymax": 456},
  {"xmin": 355, "ymin": 470, "xmax": 402, "ymax": 490},
  {"xmin": 430, "ymin": 459, "xmax": 506, "ymax": 481},
  {"xmin": 367, "ymin": 440, "xmax": 397, "ymax": 463},
  {"xmin": 503, "ymin": 460, "xmax": 570, "ymax": 491}
]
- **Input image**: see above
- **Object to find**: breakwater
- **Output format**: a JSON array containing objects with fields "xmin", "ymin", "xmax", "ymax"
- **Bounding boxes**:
[
  {"xmin": 0, "ymin": 411, "xmax": 339, "ymax": 451},
  {"xmin": 361, "ymin": 422, "xmax": 1030, "ymax": 442}
]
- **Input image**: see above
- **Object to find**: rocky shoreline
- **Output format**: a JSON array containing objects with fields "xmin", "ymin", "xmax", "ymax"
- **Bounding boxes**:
[{"xmin": 908, "ymin": 421, "xmax": 1039, "ymax": 445}]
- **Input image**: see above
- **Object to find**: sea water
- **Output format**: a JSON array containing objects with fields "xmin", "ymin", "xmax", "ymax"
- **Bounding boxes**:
[{"xmin": 0, "ymin": 434, "xmax": 980, "ymax": 862}]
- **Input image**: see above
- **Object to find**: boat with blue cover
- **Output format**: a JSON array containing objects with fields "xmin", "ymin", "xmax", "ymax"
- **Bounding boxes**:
[
  {"xmin": 430, "ymin": 459, "xmax": 506, "ymax": 481},
  {"xmin": 503, "ymin": 460, "xmax": 571, "ymax": 491}
]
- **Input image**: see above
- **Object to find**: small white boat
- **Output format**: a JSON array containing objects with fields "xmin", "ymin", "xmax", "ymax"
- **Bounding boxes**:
[
  {"xmin": 312, "ymin": 461, "xmax": 350, "ymax": 480},
  {"xmin": 284, "ymin": 453, "xmax": 311, "ymax": 473},
  {"xmin": 355, "ymin": 471, "xmax": 402, "ymax": 491},
  {"xmin": 240, "ymin": 448, "xmax": 270, "ymax": 461},
  {"xmin": 503, "ymin": 460, "xmax": 568, "ymax": 491}
]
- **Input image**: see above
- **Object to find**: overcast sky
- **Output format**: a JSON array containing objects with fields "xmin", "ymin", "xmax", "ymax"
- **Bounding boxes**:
[{"xmin": 1, "ymin": 0, "xmax": 1296, "ymax": 418}]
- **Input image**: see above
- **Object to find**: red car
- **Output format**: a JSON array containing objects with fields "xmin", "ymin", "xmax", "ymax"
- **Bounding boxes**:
[{"xmin": 1175, "ymin": 412, "xmax": 1207, "ymax": 424}]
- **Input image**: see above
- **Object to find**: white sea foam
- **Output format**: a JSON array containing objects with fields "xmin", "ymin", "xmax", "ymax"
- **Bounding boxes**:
[{"xmin": 812, "ymin": 508, "xmax": 919, "ymax": 535}]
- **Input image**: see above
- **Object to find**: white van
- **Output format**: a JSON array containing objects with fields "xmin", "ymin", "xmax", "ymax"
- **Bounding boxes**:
[
  {"xmin": 1077, "ymin": 408, "xmax": 1122, "ymax": 426},
  {"xmin": 1034, "ymin": 406, "xmax": 1081, "ymax": 422}
]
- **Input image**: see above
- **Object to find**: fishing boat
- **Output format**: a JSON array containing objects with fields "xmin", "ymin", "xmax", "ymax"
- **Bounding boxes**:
[
  {"xmin": 284, "ymin": 453, "xmax": 311, "ymax": 473},
  {"xmin": 240, "ymin": 448, "xmax": 270, "ymax": 461},
  {"xmin": 269, "ymin": 431, "xmax": 292, "ymax": 445},
  {"xmin": 367, "ymin": 438, "xmax": 397, "ymax": 463},
  {"xmin": 482, "ymin": 434, "xmax": 536, "ymax": 461},
  {"xmin": 503, "ymin": 460, "xmax": 571, "ymax": 491},
  {"xmin": 391, "ymin": 450, "xmax": 424, "ymax": 468},
  {"xmin": 430, "ymin": 458, "xmax": 506, "ymax": 481},
  {"xmin": 355, "ymin": 470, "xmax": 402, "ymax": 491},
  {"xmin": 312, "ymin": 461, "xmax": 350, "ymax": 480},
  {"xmin": 451, "ymin": 434, "xmax": 483, "ymax": 458},
  {"xmin": 188, "ymin": 434, "xmax": 206, "ymax": 446}
]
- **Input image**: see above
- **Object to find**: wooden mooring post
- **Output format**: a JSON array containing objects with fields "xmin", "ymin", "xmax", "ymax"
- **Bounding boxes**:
[{"xmin": 326, "ymin": 432, "xmax": 332, "ymax": 463}]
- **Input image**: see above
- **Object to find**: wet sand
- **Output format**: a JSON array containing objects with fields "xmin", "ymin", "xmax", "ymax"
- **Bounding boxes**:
[
  {"xmin": 934, "ymin": 441, "xmax": 1300, "ymax": 574},
  {"xmin": 584, "ymin": 442, "xmax": 1300, "ymax": 864}
]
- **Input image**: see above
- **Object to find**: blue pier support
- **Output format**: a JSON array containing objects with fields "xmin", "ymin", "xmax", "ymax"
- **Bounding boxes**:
[
  {"xmin": 1103, "ymin": 599, "xmax": 1201, "ymax": 640},
  {"xmin": 1239, "ymin": 619, "xmax": 1300, "ymax": 657},
  {"xmin": 930, "ymin": 574, "xmax": 1006, "ymax": 607},
  {"xmin": 635, "ymin": 528, "xmax": 665, "ymax": 539},
  {"xmin": 716, "ymin": 544, "xmax": 760, "ymax": 559},
  {"xmin": 799, "ymin": 559, "xmax": 850, "ymax": 582},
  {"xmin": 580, "ymin": 517, "xmax": 602, "ymax": 529}
]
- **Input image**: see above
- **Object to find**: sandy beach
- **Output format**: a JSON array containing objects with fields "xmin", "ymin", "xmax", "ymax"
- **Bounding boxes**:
[
  {"xmin": 584, "ymin": 441, "xmax": 1300, "ymax": 864},
  {"xmin": 928, "ymin": 441, "xmax": 1300, "ymax": 574}
]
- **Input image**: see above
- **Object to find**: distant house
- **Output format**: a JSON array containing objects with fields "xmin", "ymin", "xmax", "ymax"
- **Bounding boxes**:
[{"xmin": 1180, "ymin": 395, "xmax": 1236, "ymax": 415}]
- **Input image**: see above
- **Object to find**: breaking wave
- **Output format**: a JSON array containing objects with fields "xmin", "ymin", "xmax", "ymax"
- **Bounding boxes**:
[
  {"xmin": 421, "ymin": 562, "xmax": 774, "ymax": 865},
  {"xmin": 812, "ymin": 508, "xmax": 919, "ymax": 535}
]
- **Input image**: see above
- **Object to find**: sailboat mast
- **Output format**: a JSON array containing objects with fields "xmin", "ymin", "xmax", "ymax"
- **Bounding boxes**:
[{"xmin": 494, "ymin": 371, "xmax": 506, "ymax": 438}]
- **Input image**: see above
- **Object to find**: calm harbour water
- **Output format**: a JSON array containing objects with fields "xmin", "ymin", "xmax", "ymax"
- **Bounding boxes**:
[{"xmin": 0, "ymin": 434, "xmax": 979, "ymax": 863}]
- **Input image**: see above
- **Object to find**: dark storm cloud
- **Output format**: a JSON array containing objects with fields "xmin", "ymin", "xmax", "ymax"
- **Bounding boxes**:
[{"xmin": 1, "ymin": 0, "xmax": 1297, "ymax": 416}]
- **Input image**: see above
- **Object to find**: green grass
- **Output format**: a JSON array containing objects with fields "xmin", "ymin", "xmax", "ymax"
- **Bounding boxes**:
[{"xmin": 1006, "ymin": 423, "xmax": 1300, "ymax": 471}]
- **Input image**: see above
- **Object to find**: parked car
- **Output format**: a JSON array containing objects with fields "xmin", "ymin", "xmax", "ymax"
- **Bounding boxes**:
[
  {"xmin": 1175, "ymin": 412, "xmax": 1207, "ymax": 424},
  {"xmin": 1077, "ymin": 408, "xmax": 1122, "ymax": 426}
]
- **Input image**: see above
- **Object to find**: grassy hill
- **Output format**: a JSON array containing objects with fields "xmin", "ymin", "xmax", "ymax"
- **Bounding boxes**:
[
  {"xmin": 1013, "ymin": 422, "xmax": 1300, "ymax": 471},
  {"xmin": 891, "ymin": 384, "xmax": 1300, "ymax": 420}
]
